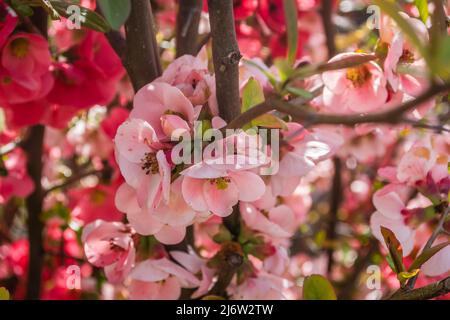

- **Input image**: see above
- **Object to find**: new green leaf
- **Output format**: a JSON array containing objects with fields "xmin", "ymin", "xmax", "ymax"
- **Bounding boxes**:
[
  {"xmin": 283, "ymin": 0, "xmax": 298, "ymax": 65},
  {"xmin": 50, "ymin": 1, "xmax": 111, "ymax": 33},
  {"xmin": 414, "ymin": 0, "xmax": 429, "ymax": 23},
  {"xmin": 0, "ymin": 287, "xmax": 10, "ymax": 300},
  {"xmin": 241, "ymin": 77, "xmax": 265, "ymax": 113},
  {"xmin": 303, "ymin": 274, "xmax": 337, "ymax": 300},
  {"xmin": 97, "ymin": 0, "xmax": 131, "ymax": 31}
]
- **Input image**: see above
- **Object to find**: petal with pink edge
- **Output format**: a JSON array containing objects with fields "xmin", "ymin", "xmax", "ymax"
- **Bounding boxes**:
[{"xmin": 229, "ymin": 171, "xmax": 265, "ymax": 202}]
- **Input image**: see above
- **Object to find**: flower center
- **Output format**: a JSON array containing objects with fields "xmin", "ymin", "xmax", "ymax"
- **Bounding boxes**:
[
  {"xmin": 1, "ymin": 76, "xmax": 12, "ymax": 85},
  {"xmin": 141, "ymin": 152, "xmax": 159, "ymax": 175},
  {"xmin": 413, "ymin": 147, "xmax": 430, "ymax": 160},
  {"xmin": 209, "ymin": 177, "xmax": 231, "ymax": 190},
  {"xmin": 164, "ymin": 109, "xmax": 185, "ymax": 118},
  {"xmin": 400, "ymin": 49, "xmax": 415, "ymax": 64},
  {"xmin": 346, "ymin": 65, "xmax": 371, "ymax": 87},
  {"xmin": 10, "ymin": 38, "xmax": 29, "ymax": 58}
]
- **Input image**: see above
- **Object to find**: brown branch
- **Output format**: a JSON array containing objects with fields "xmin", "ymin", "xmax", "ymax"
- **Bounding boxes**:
[
  {"xmin": 206, "ymin": 0, "xmax": 243, "ymax": 297},
  {"xmin": 23, "ymin": 8, "xmax": 48, "ymax": 300},
  {"xmin": 326, "ymin": 157, "xmax": 342, "ymax": 275},
  {"xmin": 227, "ymin": 82, "xmax": 450, "ymax": 130},
  {"xmin": 320, "ymin": 0, "xmax": 336, "ymax": 58},
  {"xmin": 176, "ymin": 0, "xmax": 203, "ymax": 57},
  {"xmin": 44, "ymin": 169, "xmax": 106, "ymax": 196},
  {"xmin": 124, "ymin": 0, "xmax": 162, "ymax": 91},
  {"xmin": 402, "ymin": 118, "xmax": 450, "ymax": 133},
  {"xmin": 208, "ymin": 0, "xmax": 242, "ymax": 122},
  {"xmin": 389, "ymin": 276, "xmax": 450, "ymax": 300},
  {"xmin": 208, "ymin": 242, "xmax": 244, "ymax": 297},
  {"xmin": 23, "ymin": 125, "xmax": 45, "ymax": 300}
]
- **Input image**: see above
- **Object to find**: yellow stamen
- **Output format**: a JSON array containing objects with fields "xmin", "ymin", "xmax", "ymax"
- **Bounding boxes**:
[
  {"xmin": 346, "ymin": 65, "xmax": 371, "ymax": 87},
  {"xmin": 413, "ymin": 147, "xmax": 430, "ymax": 160},
  {"xmin": 10, "ymin": 38, "xmax": 29, "ymax": 58},
  {"xmin": 210, "ymin": 177, "xmax": 231, "ymax": 190},
  {"xmin": 141, "ymin": 152, "xmax": 159, "ymax": 175}
]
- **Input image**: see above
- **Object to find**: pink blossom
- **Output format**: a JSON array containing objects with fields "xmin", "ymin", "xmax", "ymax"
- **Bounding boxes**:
[
  {"xmin": 114, "ymin": 118, "xmax": 171, "ymax": 210},
  {"xmin": 0, "ymin": 148, "xmax": 34, "ymax": 204},
  {"xmin": 270, "ymin": 123, "xmax": 340, "ymax": 196},
  {"xmin": 170, "ymin": 249, "xmax": 214, "ymax": 298},
  {"xmin": 0, "ymin": 33, "xmax": 54, "ymax": 105},
  {"xmin": 241, "ymin": 202, "xmax": 296, "ymax": 239},
  {"xmin": 322, "ymin": 53, "xmax": 388, "ymax": 113},
  {"xmin": 370, "ymin": 184, "xmax": 415, "ymax": 256},
  {"xmin": 228, "ymin": 272, "xmax": 291, "ymax": 300},
  {"xmin": 115, "ymin": 179, "xmax": 199, "ymax": 245},
  {"xmin": 156, "ymin": 54, "xmax": 218, "ymax": 115},
  {"xmin": 82, "ymin": 220, "xmax": 135, "ymax": 284},
  {"xmin": 101, "ymin": 107, "xmax": 130, "ymax": 140},
  {"xmin": 128, "ymin": 258, "xmax": 200, "ymax": 300},
  {"xmin": 181, "ymin": 159, "xmax": 266, "ymax": 217},
  {"xmin": 421, "ymin": 237, "xmax": 450, "ymax": 277},
  {"xmin": 48, "ymin": 32, "xmax": 124, "ymax": 109},
  {"xmin": 131, "ymin": 82, "xmax": 197, "ymax": 140},
  {"xmin": 0, "ymin": 2, "xmax": 18, "ymax": 49},
  {"xmin": 69, "ymin": 184, "xmax": 123, "ymax": 226}
]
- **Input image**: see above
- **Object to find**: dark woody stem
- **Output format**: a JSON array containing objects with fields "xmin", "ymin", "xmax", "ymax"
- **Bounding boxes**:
[
  {"xmin": 206, "ymin": 0, "xmax": 243, "ymax": 297},
  {"xmin": 176, "ymin": 0, "xmax": 203, "ymax": 57},
  {"xmin": 124, "ymin": 0, "xmax": 162, "ymax": 91},
  {"xmin": 24, "ymin": 9, "xmax": 47, "ymax": 300}
]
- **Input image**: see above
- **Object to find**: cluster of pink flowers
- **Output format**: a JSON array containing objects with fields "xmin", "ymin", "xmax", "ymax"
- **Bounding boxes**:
[
  {"xmin": 80, "ymin": 51, "xmax": 343, "ymax": 299},
  {"xmin": 370, "ymin": 134, "xmax": 449, "ymax": 277}
]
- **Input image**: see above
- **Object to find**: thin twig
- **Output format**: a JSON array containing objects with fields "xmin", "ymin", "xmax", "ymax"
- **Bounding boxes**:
[
  {"xmin": 227, "ymin": 83, "xmax": 450, "ymax": 130},
  {"xmin": 389, "ymin": 276, "xmax": 450, "ymax": 300},
  {"xmin": 326, "ymin": 157, "xmax": 342, "ymax": 275},
  {"xmin": 402, "ymin": 118, "xmax": 450, "ymax": 133},
  {"xmin": 44, "ymin": 169, "xmax": 105, "ymax": 196}
]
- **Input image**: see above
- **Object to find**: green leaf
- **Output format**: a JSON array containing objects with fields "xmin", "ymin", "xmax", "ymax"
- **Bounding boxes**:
[
  {"xmin": 303, "ymin": 275, "xmax": 337, "ymax": 300},
  {"xmin": 380, "ymin": 226, "xmax": 405, "ymax": 274},
  {"xmin": 414, "ymin": 0, "xmax": 429, "ymax": 23},
  {"xmin": 409, "ymin": 241, "xmax": 450, "ymax": 271},
  {"xmin": 213, "ymin": 225, "xmax": 233, "ymax": 244},
  {"xmin": 10, "ymin": 0, "xmax": 34, "ymax": 17},
  {"xmin": 274, "ymin": 58, "xmax": 294, "ymax": 83},
  {"xmin": 251, "ymin": 114, "xmax": 288, "ymax": 129},
  {"xmin": 431, "ymin": 36, "xmax": 450, "ymax": 80},
  {"xmin": 373, "ymin": 0, "xmax": 429, "ymax": 65},
  {"xmin": 202, "ymin": 295, "xmax": 225, "ymax": 300},
  {"xmin": 283, "ymin": 0, "xmax": 298, "ymax": 65},
  {"xmin": 23, "ymin": 0, "xmax": 60, "ymax": 19},
  {"xmin": 398, "ymin": 269, "xmax": 420, "ymax": 282},
  {"xmin": 97, "ymin": 0, "xmax": 131, "ymax": 31},
  {"xmin": 0, "ymin": 287, "xmax": 10, "ymax": 300},
  {"xmin": 285, "ymin": 86, "xmax": 314, "ymax": 99},
  {"xmin": 241, "ymin": 77, "xmax": 265, "ymax": 113},
  {"xmin": 38, "ymin": 0, "xmax": 60, "ymax": 19},
  {"xmin": 50, "ymin": 1, "xmax": 111, "ymax": 33}
]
